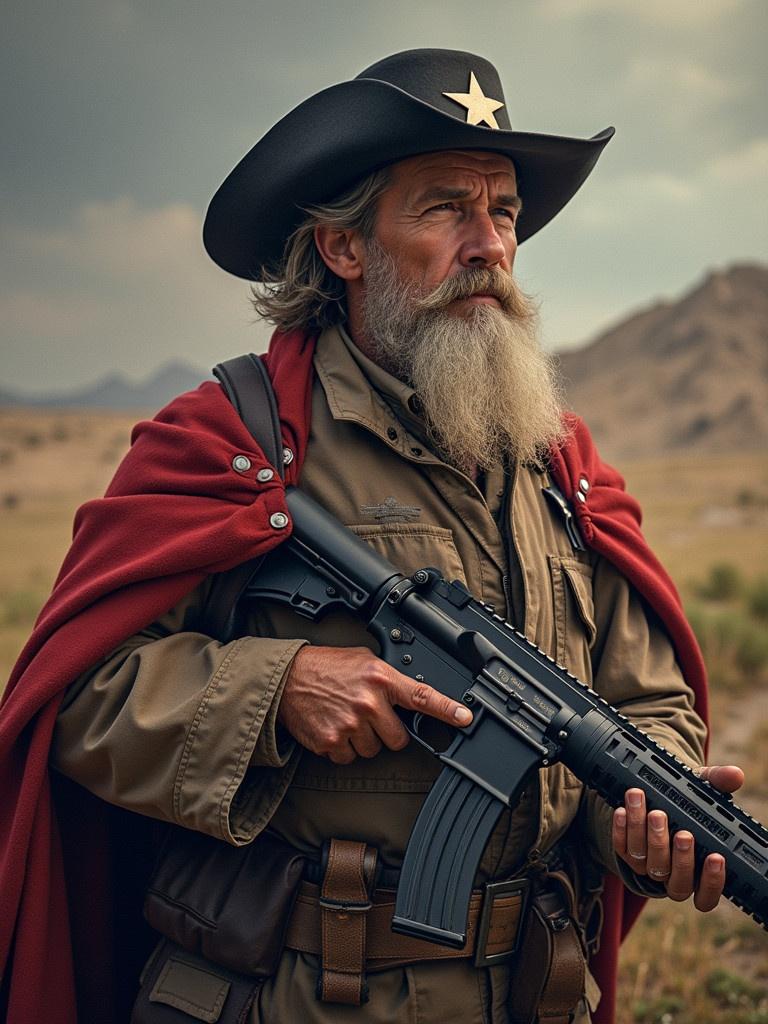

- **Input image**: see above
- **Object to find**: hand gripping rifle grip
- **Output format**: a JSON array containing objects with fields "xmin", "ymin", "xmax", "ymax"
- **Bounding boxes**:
[{"xmin": 391, "ymin": 765, "xmax": 505, "ymax": 947}]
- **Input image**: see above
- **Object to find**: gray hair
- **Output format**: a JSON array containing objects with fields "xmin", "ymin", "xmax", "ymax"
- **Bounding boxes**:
[{"xmin": 251, "ymin": 167, "xmax": 392, "ymax": 333}]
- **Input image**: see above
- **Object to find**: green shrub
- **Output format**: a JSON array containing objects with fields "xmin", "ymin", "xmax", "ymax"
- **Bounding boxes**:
[
  {"xmin": 631, "ymin": 995, "xmax": 684, "ymax": 1023},
  {"xmin": 735, "ymin": 627, "xmax": 768, "ymax": 675},
  {"xmin": 706, "ymin": 968, "xmax": 766, "ymax": 1008},
  {"xmin": 685, "ymin": 603, "xmax": 768, "ymax": 690},
  {"xmin": 0, "ymin": 589, "xmax": 44, "ymax": 627},
  {"xmin": 696, "ymin": 563, "xmax": 745, "ymax": 602},
  {"xmin": 748, "ymin": 576, "xmax": 768, "ymax": 621}
]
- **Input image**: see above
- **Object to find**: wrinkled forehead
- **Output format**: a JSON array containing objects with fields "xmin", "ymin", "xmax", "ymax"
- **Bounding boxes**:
[{"xmin": 386, "ymin": 149, "xmax": 518, "ymax": 196}]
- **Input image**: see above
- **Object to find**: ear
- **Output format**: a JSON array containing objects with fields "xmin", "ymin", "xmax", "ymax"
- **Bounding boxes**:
[{"xmin": 314, "ymin": 224, "xmax": 366, "ymax": 281}]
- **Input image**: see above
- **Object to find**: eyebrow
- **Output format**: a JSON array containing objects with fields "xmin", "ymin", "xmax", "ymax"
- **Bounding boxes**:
[{"xmin": 415, "ymin": 185, "xmax": 523, "ymax": 211}]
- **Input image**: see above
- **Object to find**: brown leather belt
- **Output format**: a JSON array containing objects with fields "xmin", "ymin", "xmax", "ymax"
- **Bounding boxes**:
[{"xmin": 284, "ymin": 876, "xmax": 530, "ymax": 972}]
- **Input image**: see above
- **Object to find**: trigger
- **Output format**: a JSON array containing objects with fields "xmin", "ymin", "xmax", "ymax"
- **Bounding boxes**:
[{"xmin": 395, "ymin": 708, "xmax": 435, "ymax": 752}]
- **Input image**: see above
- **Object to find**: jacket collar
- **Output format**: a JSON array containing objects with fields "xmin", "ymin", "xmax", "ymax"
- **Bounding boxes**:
[{"xmin": 313, "ymin": 324, "xmax": 432, "ymax": 452}]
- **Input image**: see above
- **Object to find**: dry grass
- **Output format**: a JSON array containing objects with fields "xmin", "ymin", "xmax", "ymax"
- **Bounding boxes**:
[
  {"xmin": 0, "ymin": 409, "xmax": 139, "ymax": 680},
  {"xmin": 619, "ymin": 452, "xmax": 768, "ymax": 597},
  {"xmin": 1, "ymin": 411, "xmax": 767, "ymax": 1020},
  {"xmin": 618, "ymin": 900, "xmax": 768, "ymax": 1024}
]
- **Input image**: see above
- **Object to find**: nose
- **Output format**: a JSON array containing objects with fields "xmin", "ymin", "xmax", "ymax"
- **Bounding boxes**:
[{"xmin": 458, "ymin": 211, "xmax": 511, "ymax": 269}]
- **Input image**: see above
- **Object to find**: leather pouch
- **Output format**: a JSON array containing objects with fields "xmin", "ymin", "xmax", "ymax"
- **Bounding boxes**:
[
  {"xmin": 506, "ymin": 880, "xmax": 587, "ymax": 1024},
  {"xmin": 143, "ymin": 827, "xmax": 306, "ymax": 978}
]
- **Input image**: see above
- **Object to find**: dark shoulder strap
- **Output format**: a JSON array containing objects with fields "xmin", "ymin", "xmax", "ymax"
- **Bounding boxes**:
[
  {"xmin": 205, "ymin": 354, "xmax": 284, "ymax": 641},
  {"xmin": 213, "ymin": 353, "xmax": 284, "ymax": 479}
]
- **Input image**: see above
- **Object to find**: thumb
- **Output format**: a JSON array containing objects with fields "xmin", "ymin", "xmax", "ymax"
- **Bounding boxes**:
[{"xmin": 697, "ymin": 764, "xmax": 744, "ymax": 793}]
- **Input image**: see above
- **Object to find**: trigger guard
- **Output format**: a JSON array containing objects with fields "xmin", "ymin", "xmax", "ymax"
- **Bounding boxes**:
[{"xmin": 395, "ymin": 708, "xmax": 435, "ymax": 752}]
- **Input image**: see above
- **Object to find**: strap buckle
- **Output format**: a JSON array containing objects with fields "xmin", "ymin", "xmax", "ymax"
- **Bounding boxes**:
[
  {"xmin": 474, "ymin": 877, "xmax": 531, "ymax": 968},
  {"xmin": 318, "ymin": 896, "xmax": 372, "ymax": 913}
]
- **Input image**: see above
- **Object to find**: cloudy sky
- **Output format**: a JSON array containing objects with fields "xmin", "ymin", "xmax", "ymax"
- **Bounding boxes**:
[{"xmin": 2, "ymin": 0, "xmax": 766, "ymax": 393}]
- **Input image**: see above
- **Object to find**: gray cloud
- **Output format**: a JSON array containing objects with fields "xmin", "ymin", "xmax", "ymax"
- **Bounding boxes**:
[{"xmin": 2, "ymin": 0, "xmax": 766, "ymax": 389}]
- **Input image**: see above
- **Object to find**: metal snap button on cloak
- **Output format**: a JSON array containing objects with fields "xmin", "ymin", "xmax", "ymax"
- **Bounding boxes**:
[
  {"xmin": 270, "ymin": 512, "xmax": 289, "ymax": 529},
  {"xmin": 257, "ymin": 468, "xmax": 274, "ymax": 482},
  {"xmin": 282, "ymin": 447, "xmax": 294, "ymax": 466},
  {"xmin": 579, "ymin": 477, "xmax": 590, "ymax": 493},
  {"xmin": 575, "ymin": 491, "xmax": 586, "ymax": 503},
  {"xmin": 232, "ymin": 455, "xmax": 251, "ymax": 473}
]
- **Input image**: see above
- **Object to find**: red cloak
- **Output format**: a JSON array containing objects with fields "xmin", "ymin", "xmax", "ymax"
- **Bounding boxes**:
[{"xmin": 0, "ymin": 330, "xmax": 707, "ymax": 1024}]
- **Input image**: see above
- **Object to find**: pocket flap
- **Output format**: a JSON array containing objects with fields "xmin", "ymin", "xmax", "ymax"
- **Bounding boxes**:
[
  {"xmin": 561, "ymin": 560, "xmax": 597, "ymax": 648},
  {"xmin": 150, "ymin": 958, "xmax": 231, "ymax": 1022}
]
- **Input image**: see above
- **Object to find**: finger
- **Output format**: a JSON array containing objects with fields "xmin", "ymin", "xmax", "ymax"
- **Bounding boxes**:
[
  {"xmin": 349, "ymin": 722, "xmax": 383, "ymax": 760},
  {"xmin": 646, "ymin": 810, "xmax": 672, "ymax": 883},
  {"xmin": 696, "ymin": 765, "xmax": 744, "ymax": 794},
  {"xmin": 389, "ymin": 673, "xmax": 473, "ymax": 728},
  {"xmin": 367, "ymin": 700, "xmax": 411, "ymax": 751},
  {"xmin": 666, "ymin": 831, "xmax": 695, "ymax": 901},
  {"xmin": 625, "ymin": 790, "xmax": 648, "ymax": 869},
  {"xmin": 693, "ymin": 854, "xmax": 725, "ymax": 913},
  {"xmin": 612, "ymin": 807, "xmax": 628, "ymax": 859},
  {"xmin": 327, "ymin": 740, "xmax": 357, "ymax": 766}
]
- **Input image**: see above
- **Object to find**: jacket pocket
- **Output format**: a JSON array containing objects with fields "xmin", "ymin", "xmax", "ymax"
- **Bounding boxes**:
[
  {"xmin": 348, "ymin": 523, "xmax": 467, "ymax": 585},
  {"xmin": 548, "ymin": 556, "xmax": 596, "ymax": 684}
]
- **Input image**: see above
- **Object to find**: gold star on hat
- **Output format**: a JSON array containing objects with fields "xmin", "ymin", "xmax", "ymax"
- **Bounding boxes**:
[{"xmin": 443, "ymin": 71, "xmax": 504, "ymax": 130}]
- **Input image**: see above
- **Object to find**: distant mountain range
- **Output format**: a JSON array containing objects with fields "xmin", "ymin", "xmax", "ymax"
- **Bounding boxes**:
[
  {"xmin": 557, "ymin": 262, "xmax": 768, "ymax": 460},
  {"xmin": 0, "ymin": 361, "xmax": 209, "ymax": 410},
  {"xmin": 2, "ymin": 263, "xmax": 766, "ymax": 459}
]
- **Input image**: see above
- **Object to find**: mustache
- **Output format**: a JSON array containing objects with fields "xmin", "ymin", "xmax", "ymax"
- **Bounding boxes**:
[{"xmin": 414, "ymin": 267, "xmax": 528, "ymax": 317}]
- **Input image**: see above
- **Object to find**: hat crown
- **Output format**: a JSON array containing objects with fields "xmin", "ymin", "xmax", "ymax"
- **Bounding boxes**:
[{"xmin": 356, "ymin": 48, "xmax": 511, "ymax": 131}]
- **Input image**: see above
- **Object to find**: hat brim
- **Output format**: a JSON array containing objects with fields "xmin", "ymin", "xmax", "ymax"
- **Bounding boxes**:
[{"xmin": 203, "ymin": 78, "xmax": 614, "ymax": 280}]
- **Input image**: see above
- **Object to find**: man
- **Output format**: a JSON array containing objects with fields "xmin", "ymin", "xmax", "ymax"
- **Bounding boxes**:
[{"xmin": 1, "ymin": 49, "xmax": 743, "ymax": 1024}]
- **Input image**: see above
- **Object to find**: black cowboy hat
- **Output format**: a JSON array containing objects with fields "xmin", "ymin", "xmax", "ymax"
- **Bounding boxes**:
[{"xmin": 203, "ymin": 48, "xmax": 614, "ymax": 281}]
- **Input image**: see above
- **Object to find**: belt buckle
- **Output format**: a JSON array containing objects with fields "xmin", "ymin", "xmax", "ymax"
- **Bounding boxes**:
[{"xmin": 473, "ymin": 877, "xmax": 530, "ymax": 968}]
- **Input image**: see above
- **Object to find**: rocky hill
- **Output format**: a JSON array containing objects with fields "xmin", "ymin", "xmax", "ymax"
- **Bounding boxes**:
[
  {"xmin": 2, "ymin": 264, "xmax": 766, "ymax": 460},
  {"xmin": 557, "ymin": 263, "xmax": 768, "ymax": 461},
  {"xmin": 0, "ymin": 361, "xmax": 208, "ymax": 410}
]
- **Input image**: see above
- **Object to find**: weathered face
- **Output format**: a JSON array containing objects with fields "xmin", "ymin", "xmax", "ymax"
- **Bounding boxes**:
[{"xmin": 369, "ymin": 150, "xmax": 520, "ymax": 314}]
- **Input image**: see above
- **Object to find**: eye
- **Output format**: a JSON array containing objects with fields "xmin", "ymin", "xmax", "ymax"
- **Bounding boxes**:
[{"xmin": 492, "ymin": 207, "xmax": 518, "ymax": 221}]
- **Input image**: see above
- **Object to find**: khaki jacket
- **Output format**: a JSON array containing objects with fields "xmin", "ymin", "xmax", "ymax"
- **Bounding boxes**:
[{"xmin": 52, "ymin": 326, "xmax": 706, "ymax": 1023}]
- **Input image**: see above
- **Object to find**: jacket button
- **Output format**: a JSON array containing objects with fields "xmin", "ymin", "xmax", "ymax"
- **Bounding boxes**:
[
  {"xmin": 257, "ymin": 468, "xmax": 275, "ymax": 482},
  {"xmin": 575, "ymin": 491, "xmax": 586, "ymax": 503},
  {"xmin": 579, "ymin": 476, "xmax": 590, "ymax": 493},
  {"xmin": 270, "ymin": 512, "xmax": 289, "ymax": 529},
  {"xmin": 282, "ymin": 447, "xmax": 294, "ymax": 466},
  {"xmin": 232, "ymin": 455, "xmax": 252, "ymax": 473},
  {"xmin": 387, "ymin": 427, "xmax": 398, "ymax": 441}
]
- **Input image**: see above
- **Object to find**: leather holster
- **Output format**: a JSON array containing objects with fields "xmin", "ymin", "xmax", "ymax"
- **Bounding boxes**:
[{"xmin": 506, "ymin": 871, "xmax": 588, "ymax": 1024}]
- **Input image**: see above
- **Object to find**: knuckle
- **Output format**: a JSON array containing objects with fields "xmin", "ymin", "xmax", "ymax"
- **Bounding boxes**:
[
  {"xmin": 373, "ymin": 659, "xmax": 395, "ymax": 684},
  {"xmin": 410, "ymin": 683, "xmax": 431, "ymax": 708},
  {"xmin": 666, "ymin": 887, "xmax": 690, "ymax": 902},
  {"xmin": 352, "ymin": 693, "xmax": 377, "ymax": 716},
  {"xmin": 438, "ymin": 696, "xmax": 456, "ymax": 719},
  {"xmin": 320, "ymin": 728, "xmax": 344, "ymax": 750}
]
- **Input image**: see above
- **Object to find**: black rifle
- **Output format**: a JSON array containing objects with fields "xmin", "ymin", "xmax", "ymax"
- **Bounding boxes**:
[{"xmin": 240, "ymin": 486, "xmax": 768, "ymax": 946}]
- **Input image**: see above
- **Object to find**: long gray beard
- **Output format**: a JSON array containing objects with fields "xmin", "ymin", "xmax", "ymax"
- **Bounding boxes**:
[{"xmin": 361, "ymin": 242, "xmax": 567, "ymax": 471}]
